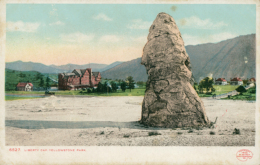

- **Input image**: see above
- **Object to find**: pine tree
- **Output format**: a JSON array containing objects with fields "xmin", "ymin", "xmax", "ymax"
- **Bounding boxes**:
[
  {"xmin": 126, "ymin": 76, "xmax": 135, "ymax": 92},
  {"xmin": 97, "ymin": 82, "xmax": 103, "ymax": 93},
  {"xmin": 39, "ymin": 78, "xmax": 44, "ymax": 88},
  {"xmin": 46, "ymin": 77, "xmax": 50, "ymax": 90},
  {"xmin": 36, "ymin": 72, "xmax": 43, "ymax": 80},
  {"xmin": 121, "ymin": 81, "xmax": 127, "ymax": 92},
  {"xmin": 103, "ymin": 81, "xmax": 108, "ymax": 93},
  {"xmin": 111, "ymin": 81, "xmax": 117, "ymax": 92}
]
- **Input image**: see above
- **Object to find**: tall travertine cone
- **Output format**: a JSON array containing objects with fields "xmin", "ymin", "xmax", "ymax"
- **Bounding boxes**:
[{"xmin": 141, "ymin": 12, "xmax": 210, "ymax": 128}]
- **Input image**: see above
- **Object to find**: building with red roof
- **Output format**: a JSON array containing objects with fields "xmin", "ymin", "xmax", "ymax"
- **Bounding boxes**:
[
  {"xmin": 230, "ymin": 77, "xmax": 243, "ymax": 85},
  {"xmin": 16, "ymin": 82, "xmax": 33, "ymax": 91},
  {"xmin": 215, "ymin": 78, "xmax": 227, "ymax": 85}
]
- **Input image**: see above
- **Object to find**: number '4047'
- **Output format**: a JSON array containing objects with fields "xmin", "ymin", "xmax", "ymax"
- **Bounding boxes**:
[{"xmin": 9, "ymin": 148, "xmax": 20, "ymax": 151}]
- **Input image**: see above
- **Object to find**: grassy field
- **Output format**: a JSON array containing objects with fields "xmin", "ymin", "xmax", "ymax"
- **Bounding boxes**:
[
  {"xmin": 5, "ymin": 91, "xmax": 45, "ymax": 95},
  {"xmin": 221, "ymin": 87, "xmax": 256, "ymax": 101},
  {"xmin": 197, "ymin": 93, "xmax": 213, "ymax": 97},
  {"xmin": 5, "ymin": 85, "xmax": 240, "ymax": 98},
  {"xmin": 195, "ymin": 85, "xmax": 239, "ymax": 96},
  {"xmin": 56, "ymin": 88, "xmax": 146, "ymax": 96},
  {"xmin": 5, "ymin": 88, "xmax": 146, "ymax": 96},
  {"xmin": 5, "ymin": 96, "xmax": 42, "ymax": 101},
  {"xmin": 213, "ymin": 85, "xmax": 239, "ymax": 95}
]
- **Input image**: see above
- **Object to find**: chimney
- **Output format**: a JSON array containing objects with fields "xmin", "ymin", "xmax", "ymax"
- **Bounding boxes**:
[
  {"xmin": 87, "ymin": 68, "xmax": 92, "ymax": 73},
  {"xmin": 87, "ymin": 68, "xmax": 92, "ymax": 86}
]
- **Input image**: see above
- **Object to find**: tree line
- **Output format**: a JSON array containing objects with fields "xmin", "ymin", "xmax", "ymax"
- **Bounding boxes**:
[
  {"xmin": 82, "ymin": 76, "xmax": 136, "ymax": 93},
  {"xmin": 36, "ymin": 73, "xmax": 51, "ymax": 90}
]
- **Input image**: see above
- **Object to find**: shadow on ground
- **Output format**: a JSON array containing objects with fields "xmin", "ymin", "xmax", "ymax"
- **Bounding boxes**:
[{"xmin": 5, "ymin": 120, "xmax": 166, "ymax": 130}]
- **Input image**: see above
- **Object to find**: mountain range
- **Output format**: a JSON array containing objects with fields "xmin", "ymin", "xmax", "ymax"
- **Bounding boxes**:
[
  {"xmin": 101, "ymin": 58, "xmax": 147, "ymax": 82},
  {"xmin": 186, "ymin": 34, "xmax": 256, "ymax": 82},
  {"xmin": 101, "ymin": 34, "xmax": 256, "ymax": 82},
  {"xmin": 5, "ymin": 61, "xmax": 124, "ymax": 73},
  {"xmin": 6, "ymin": 34, "xmax": 256, "ymax": 83}
]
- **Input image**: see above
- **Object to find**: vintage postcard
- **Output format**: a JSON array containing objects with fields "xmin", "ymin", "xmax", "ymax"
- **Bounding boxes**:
[{"xmin": 0, "ymin": 0, "xmax": 259, "ymax": 164}]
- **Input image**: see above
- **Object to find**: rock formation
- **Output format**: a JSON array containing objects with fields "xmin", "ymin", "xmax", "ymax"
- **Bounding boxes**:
[{"xmin": 141, "ymin": 12, "xmax": 210, "ymax": 128}]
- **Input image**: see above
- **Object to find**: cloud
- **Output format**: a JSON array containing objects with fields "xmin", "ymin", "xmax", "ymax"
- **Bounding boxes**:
[
  {"xmin": 49, "ymin": 21, "xmax": 65, "ymax": 26},
  {"xmin": 93, "ymin": 13, "xmax": 112, "ymax": 21},
  {"xmin": 60, "ymin": 32, "xmax": 95, "ymax": 43},
  {"xmin": 100, "ymin": 35, "xmax": 121, "ymax": 43},
  {"xmin": 131, "ymin": 36, "xmax": 147, "ymax": 43},
  {"xmin": 182, "ymin": 32, "xmax": 238, "ymax": 46},
  {"xmin": 49, "ymin": 4, "xmax": 58, "ymax": 17},
  {"xmin": 177, "ymin": 16, "xmax": 228, "ymax": 29},
  {"xmin": 127, "ymin": 19, "xmax": 152, "ymax": 30},
  {"xmin": 7, "ymin": 21, "xmax": 40, "ymax": 33}
]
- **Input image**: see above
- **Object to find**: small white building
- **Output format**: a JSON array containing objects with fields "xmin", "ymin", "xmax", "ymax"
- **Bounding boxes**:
[
  {"xmin": 215, "ymin": 78, "xmax": 227, "ymax": 85},
  {"xmin": 16, "ymin": 82, "xmax": 33, "ymax": 91},
  {"xmin": 230, "ymin": 77, "xmax": 243, "ymax": 85}
]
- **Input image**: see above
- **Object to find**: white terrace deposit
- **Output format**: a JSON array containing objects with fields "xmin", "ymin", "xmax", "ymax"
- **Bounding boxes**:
[{"xmin": 5, "ymin": 96, "xmax": 255, "ymax": 146}]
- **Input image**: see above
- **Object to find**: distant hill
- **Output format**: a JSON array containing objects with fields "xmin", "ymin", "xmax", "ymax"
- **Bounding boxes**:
[
  {"xmin": 49, "ymin": 63, "xmax": 108, "ymax": 72},
  {"xmin": 101, "ymin": 34, "xmax": 256, "ymax": 82},
  {"xmin": 5, "ymin": 61, "xmax": 65, "ymax": 74},
  {"xmin": 101, "ymin": 58, "xmax": 147, "ymax": 82},
  {"xmin": 186, "ymin": 34, "xmax": 256, "ymax": 82},
  {"xmin": 5, "ymin": 61, "xmax": 123, "ymax": 74},
  {"xmin": 99, "ymin": 61, "xmax": 124, "ymax": 72}
]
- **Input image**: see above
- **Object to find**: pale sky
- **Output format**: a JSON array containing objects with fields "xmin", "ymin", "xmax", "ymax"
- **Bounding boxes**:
[{"xmin": 6, "ymin": 4, "xmax": 256, "ymax": 65}]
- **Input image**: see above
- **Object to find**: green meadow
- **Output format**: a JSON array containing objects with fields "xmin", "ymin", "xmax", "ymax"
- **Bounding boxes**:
[
  {"xmin": 5, "ymin": 88, "xmax": 146, "ymax": 97},
  {"xmin": 6, "ymin": 91, "xmax": 45, "ymax": 95},
  {"xmin": 195, "ymin": 85, "xmax": 239, "ymax": 97},
  {"xmin": 5, "ymin": 85, "xmax": 240, "ymax": 97},
  {"xmin": 74, "ymin": 88, "xmax": 146, "ymax": 96},
  {"xmin": 221, "ymin": 86, "xmax": 256, "ymax": 101},
  {"xmin": 5, "ymin": 96, "xmax": 42, "ymax": 101},
  {"xmin": 213, "ymin": 85, "xmax": 240, "ymax": 95}
]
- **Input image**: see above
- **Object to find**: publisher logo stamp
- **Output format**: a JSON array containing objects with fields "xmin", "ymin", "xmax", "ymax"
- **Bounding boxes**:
[{"xmin": 236, "ymin": 149, "xmax": 253, "ymax": 162}]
